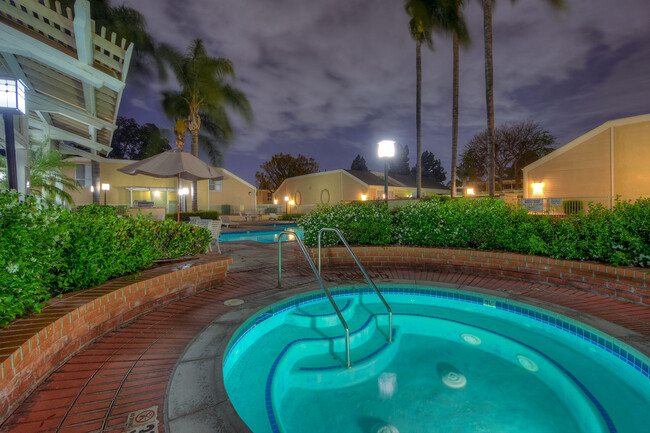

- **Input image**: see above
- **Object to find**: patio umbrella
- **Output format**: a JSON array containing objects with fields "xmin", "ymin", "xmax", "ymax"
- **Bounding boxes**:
[{"xmin": 117, "ymin": 147, "xmax": 225, "ymax": 222}]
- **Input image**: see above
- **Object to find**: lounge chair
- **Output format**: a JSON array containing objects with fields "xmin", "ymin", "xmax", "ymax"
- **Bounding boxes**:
[
  {"xmin": 268, "ymin": 213, "xmax": 278, "ymax": 220},
  {"xmin": 189, "ymin": 216, "xmax": 201, "ymax": 223},
  {"xmin": 193, "ymin": 219, "xmax": 221, "ymax": 253},
  {"xmin": 220, "ymin": 215, "xmax": 239, "ymax": 228}
]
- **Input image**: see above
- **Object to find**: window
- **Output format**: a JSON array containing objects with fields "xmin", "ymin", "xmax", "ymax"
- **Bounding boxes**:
[
  {"xmin": 209, "ymin": 180, "xmax": 222, "ymax": 191},
  {"xmin": 267, "ymin": 191, "xmax": 272, "ymax": 201},
  {"xmin": 75, "ymin": 164, "xmax": 91, "ymax": 187}
]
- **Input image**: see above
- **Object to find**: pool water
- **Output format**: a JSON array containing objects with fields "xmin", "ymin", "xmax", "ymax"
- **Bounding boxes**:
[
  {"xmin": 219, "ymin": 225, "xmax": 303, "ymax": 243},
  {"xmin": 223, "ymin": 285, "xmax": 650, "ymax": 433}
]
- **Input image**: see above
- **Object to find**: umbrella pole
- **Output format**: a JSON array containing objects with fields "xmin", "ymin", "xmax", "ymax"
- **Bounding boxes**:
[{"xmin": 177, "ymin": 173, "xmax": 181, "ymax": 223}]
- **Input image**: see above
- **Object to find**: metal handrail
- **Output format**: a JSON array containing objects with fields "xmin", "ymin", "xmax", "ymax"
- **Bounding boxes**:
[
  {"xmin": 277, "ymin": 231, "xmax": 351, "ymax": 368},
  {"xmin": 317, "ymin": 228, "xmax": 393, "ymax": 343}
]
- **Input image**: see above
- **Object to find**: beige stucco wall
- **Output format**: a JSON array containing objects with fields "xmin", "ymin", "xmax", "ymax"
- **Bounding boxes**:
[
  {"xmin": 613, "ymin": 122, "xmax": 650, "ymax": 198},
  {"xmin": 525, "ymin": 129, "xmax": 612, "ymax": 198},
  {"xmin": 64, "ymin": 159, "xmax": 255, "ymax": 213},
  {"xmin": 524, "ymin": 117, "xmax": 650, "ymax": 200},
  {"xmin": 275, "ymin": 171, "xmax": 358, "ymax": 210}
]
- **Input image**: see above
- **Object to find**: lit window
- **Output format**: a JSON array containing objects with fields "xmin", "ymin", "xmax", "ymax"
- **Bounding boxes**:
[{"xmin": 209, "ymin": 180, "xmax": 222, "ymax": 191}]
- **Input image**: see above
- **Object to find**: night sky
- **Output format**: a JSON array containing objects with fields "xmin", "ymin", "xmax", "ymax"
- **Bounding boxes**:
[{"xmin": 119, "ymin": 0, "xmax": 650, "ymax": 185}]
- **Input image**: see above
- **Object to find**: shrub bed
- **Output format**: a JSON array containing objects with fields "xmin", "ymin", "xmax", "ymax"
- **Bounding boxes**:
[
  {"xmin": 0, "ymin": 191, "xmax": 211, "ymax": 326},
  {"xmin": 298, "ymin": 198, "xmax": 650, "ymax": 268}
]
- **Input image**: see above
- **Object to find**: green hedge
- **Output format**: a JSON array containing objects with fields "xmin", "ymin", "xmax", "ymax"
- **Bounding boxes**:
[
  {"xmin": 165, "ymin": 210, "xmax": 220, "ymax": 221},
  {"xmin": 0, "ymin": 191, "xmax": 211, "ymax": 327},
  {"xmin": 298, "ymin": 197, "xmax": 650, "ymax": 268}
]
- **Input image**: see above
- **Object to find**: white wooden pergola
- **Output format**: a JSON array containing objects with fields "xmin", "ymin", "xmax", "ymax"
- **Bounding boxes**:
[{"xmin": 0, "ymin": 0, "xmax": 132, "ymax": 195}]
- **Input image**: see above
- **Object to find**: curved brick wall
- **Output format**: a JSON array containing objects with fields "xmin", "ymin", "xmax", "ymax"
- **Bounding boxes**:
[
  {"xmin": 0, "ymin": 256, "xmax": 232, "ymax": 424},
  {"xmin": 312, "ymin": 246, "xmax": 649, "ymax": 305}
]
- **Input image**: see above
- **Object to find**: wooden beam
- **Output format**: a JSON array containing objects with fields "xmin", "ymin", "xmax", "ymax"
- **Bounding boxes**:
[
  {"xmin": 30, "ymin": 118, "xmax": 112, "ymax": 153},
  {"xmin": 28, "ymin": 92, "xmax": 115, "ymax": 131},
  {"xmin": 0, "ymin": 25, "xmax": 125, "ymax": 92}
]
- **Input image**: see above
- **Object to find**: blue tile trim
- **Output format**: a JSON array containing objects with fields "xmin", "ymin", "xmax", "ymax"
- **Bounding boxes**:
[{"xmin": 293, "ymin": 299, "xmax": 352, "ymax": 317}]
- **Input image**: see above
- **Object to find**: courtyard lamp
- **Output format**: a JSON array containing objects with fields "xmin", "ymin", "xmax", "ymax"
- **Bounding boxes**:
[
  {"xmin": 288, "ymin": 199, "xmax": 295, "ymax": 215},
  {"xmin": 377, "ymin": 140, "xmax": 395, "ymax": 205},
  {"xmin": 284, "ymin": 196, "xmax": 289, "ymax": 214},
  {"xmin": 0, "ymin": 77, "xmax": 26, "ymax": 191},
  {"xmin": 101, "ymin": 183, "xmax": 110, "ymax": 205}
]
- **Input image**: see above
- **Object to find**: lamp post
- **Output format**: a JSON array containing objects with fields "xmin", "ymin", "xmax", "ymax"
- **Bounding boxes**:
[
  {"xmin": 377, "ymin": 140, "xmax": 395, "ymax": 206},
  {"xmin": 101, "ymin": 183, "xmax": 110, "ymax": 205},
  {"xmin": 0, "ymin": 77, "xmax": 26, "ymax": 191}
]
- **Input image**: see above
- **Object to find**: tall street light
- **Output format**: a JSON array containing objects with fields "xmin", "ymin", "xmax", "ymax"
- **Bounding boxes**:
[
  {"xmin": 377, "ymin": 140, "xmax": 395, "ymax": 206},
  {"xmin": 101, "ymin": 183, "xmax": 110, "ymax": 205},
  {"xmin": 0, "ymin": 77, "xmax": 26, "ymax": 191}
]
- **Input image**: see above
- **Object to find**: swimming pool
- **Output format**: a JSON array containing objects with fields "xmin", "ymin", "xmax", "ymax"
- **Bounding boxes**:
[
  {"xmin": 223, "ymin": 285, "xmax": 650, "ymax": 433},
  {"xmin": 220, "ymin": 225, "xmax": 303, "ymax": 243}
]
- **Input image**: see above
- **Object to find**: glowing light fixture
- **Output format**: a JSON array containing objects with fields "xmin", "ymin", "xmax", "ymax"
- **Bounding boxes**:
[
  {"xmin": 466, "ymin": 188, "xmax": 475, "ymax": 195},
  {"xmin": 532, "ymin": 182, "xmax": 544, "ymax": 195},
  {"xmin": 378, "ymin": 140, "xmax": 395, "ymax": 206},
  {"xmin": 273, "ymin": 199, "xmax": 278, "ymax": 205},
  {"xmin": 1, "ymin": 77, "xmax": 26, "ymax": 191},
  {"xmin": 179, "ymin": 187, "xmax": 189, "ymax": 196},
  {"xmin": 361, "ymin": 194, "xmax": 367, "ymax": 201},
  {"xmin": 101, "ymin": 183, "xmax": 110, "ymax": 205}
]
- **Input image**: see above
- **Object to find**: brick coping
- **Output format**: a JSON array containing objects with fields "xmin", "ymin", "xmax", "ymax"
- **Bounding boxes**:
[
  {"xmin": 312, "ymin": 246, "xmax": 649, "ymax": 306},
  {"xmin": 0, "ymin": 254, "xmax": 232, "ymax": 424}
]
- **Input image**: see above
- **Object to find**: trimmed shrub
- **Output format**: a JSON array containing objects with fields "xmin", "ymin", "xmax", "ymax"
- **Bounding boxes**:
[
  {"xmin": 298, "ymin": 202, "xmax": 394, "ymax": 247},
  {"xmin": 298, "ymin": 197, "xmax": 650, "ymax": 268},
  {"xmin": 280, "ymin": 213, "xmax": 304, "ymax": 221},
  {"xmin": 0, "ymin": 192, "xmax": 211, "ymax": 326},
  {"xmin": 166, "ymin": 210, "xmax": 220, "ymax": 221}
]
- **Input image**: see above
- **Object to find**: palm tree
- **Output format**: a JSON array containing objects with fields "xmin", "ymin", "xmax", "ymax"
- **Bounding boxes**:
[
  {"xmin": 481, "ymin": 0, "xmax": 564, "ymax": 196},
  {"xmin": 450, "ymin": 0, "xmax": 470, "ymax": 199},
  {"xmin": 160, "ymin": 39, "xmax": 253, "ymax": 211},
  {"xmin": 405, "ymin": 0, "xmax": 434, "ymax": 199},
  {"xmin": 405, "ymin": 0, "xmax": 467, "ymax": 199}
]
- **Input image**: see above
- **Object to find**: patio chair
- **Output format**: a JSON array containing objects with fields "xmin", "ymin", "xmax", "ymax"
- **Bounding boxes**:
[
  {"xmin": 268, "ymin": 213, "xmax": 278, "ymax": 220},
  {"xmin": 220, "ymin": 215, "xmax": 239, "ymax": 228},
  {"xmin": 208, "ymin": 219, "xmax": 222, "ymax": 253},
  {"xmin": 238, "ymin": 211, "xmax": 246, "ymax": 222},
  {"xmin": 189, "ymin": 216, "xmax": 201, "ymax": 223}
]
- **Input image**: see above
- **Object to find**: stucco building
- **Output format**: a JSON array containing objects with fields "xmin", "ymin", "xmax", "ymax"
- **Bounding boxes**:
[{"xmin": 522, "ymin": 114, "xmax": 650, "ymax": 206}]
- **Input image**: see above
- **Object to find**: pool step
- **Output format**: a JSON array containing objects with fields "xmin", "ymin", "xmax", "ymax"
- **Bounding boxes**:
[{"xmin": 285, "ymin": 297, "xmax": 358, "ymax": 329}]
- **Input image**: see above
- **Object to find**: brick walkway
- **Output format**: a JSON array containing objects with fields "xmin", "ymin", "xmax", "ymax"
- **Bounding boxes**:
[{"xmin": 1, "ymin": 244, "xmax": 649, "ymax": 433}]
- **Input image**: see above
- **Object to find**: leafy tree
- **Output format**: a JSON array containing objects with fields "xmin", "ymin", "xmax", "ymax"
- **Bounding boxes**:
[
  {"xmin": 480, "ymin": 0, "xmax": 565, "ymax": 196},
  {"xmin": 109, "ymin": 117, "xmax": 171, "ymax": 160},
  {"xmin": 160, "ymin": 39, "xmax": 253, "ymax": 211},
  {"xmin": 350, "ymin": 155, "xmax": 368, "ymax": 171},
  {"xmin": 405, "ymin": 0, "xmax": 467, "ymax": 198},
  {"xmin": 389, "ymin": 143, "xmax": 411, "ymax": 175},
  {"xmin": 1, "ymin": 141, "xmax": 78, "ymax": 205},
  {"xmin": 255, "ymin": 153, "xmax": 319, "ymax": 191},
  {"xmin": 458, "ymin": 121, "xmax": 556, "ymax": 188},
  {"xmin": 412, "ymin": 150, "xmax": 446, "ymax": 183}
]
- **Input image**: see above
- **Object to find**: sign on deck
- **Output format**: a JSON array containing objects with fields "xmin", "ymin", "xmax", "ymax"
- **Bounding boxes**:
[{"xmin": 522, "ymin": 198, "xmax": 543, "ymax": 212}]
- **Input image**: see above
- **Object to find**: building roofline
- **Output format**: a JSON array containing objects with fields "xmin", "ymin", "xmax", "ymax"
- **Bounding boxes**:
[{"xmin": 523, "ymin": 113, "xmax": 650, "ymax": 173}]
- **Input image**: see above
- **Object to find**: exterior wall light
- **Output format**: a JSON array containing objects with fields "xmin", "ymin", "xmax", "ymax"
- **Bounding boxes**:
[
  {"xmin": 466, "ymin": 188, "xmax": 475, "ymax": 195},
  {"xmin": 361, "ymin": 194, "xmax": 367, "ymax": 201},
  {"xmin": 532, "ymin": 182, "xmax": 544, "ymax": 195}
]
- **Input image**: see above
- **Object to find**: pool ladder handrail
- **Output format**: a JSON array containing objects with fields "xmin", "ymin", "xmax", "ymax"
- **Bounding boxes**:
[
  {"xmin": 317, "ymin": 228, "xmax": 393, "ymax": 344},
  {"xmin": 277, "ymin": 231, "xmax": 352, "ymax": 368}
]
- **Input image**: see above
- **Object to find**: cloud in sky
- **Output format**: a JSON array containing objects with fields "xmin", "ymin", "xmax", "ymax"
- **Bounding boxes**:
[{"xmin": 120, "ymin": 0, "xmax": 650, "ymax": 183}]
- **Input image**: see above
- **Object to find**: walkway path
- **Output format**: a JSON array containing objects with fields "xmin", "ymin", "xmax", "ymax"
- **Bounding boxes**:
[{"xmin": 1, "ymin": 242, "xmax": 649, "ymax": 433}]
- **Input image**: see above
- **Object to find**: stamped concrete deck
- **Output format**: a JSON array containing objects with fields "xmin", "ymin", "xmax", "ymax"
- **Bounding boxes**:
[{"xmin": 1, "ymin": 241, "xmax": 649, "ymax": 433}]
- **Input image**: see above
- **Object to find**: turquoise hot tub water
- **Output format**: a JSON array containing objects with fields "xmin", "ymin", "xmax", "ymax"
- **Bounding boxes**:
[
  {"xmin": 219, "ymin": 225, "xmax": 303, "ymax": 243},
  {"xmin": 223, "ymin": 285, "xmax": 650, "ymax": 433}
]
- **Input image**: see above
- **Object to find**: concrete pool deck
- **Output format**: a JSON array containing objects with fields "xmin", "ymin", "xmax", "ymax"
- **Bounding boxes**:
[{"xmin": 1, "ymin": 241, "xmax": 649, "ymax": 433}]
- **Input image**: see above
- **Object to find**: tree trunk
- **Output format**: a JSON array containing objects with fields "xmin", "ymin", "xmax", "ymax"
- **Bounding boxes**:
[
  {"xmin": 91, "ymin": 160, "xmax": 100, "ymax": 204},
  {"xmin": 190, "ymin": 129, "xmax": 199, "ymax": 211},
  {"xmin": 416, "ymin": 39, "xmax": 422, "ymax": 199},
  {"xmin": 482, "ymin": 0, "xmax": 496, "ymax": 197},
  {"xmin": 451, "ymin": 32, "xmax": 459, "ymax": 199},
  {"xmin": 188, "ymin": 108, "xmax": 201, "ymax": 212}
]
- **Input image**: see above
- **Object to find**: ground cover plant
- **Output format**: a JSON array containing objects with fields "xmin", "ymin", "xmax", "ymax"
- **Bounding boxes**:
[
  {"xmin": 0, "ymin": 191, "xmax": 210, "ymax": 327},
  {"xmin": 165, "ymin": 210, "xmax": 220, "ymax": 221},
  {"xmin": 298, "ymin": 197, "xmax": 650, "ymax": 268}
]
